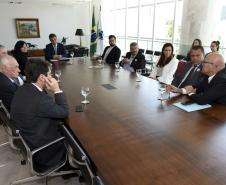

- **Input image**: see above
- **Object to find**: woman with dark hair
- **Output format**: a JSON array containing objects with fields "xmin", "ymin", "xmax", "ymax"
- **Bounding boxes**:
[
  {"xmin": 12, "ymin": 40, "xmax": 28, "ymax": 76},
  {"xmin": 149, "ymin": 43, "xmax": 178, "ymax": 84},
  {"xmin": 184, "ymin": 38, "xmax": 202, "ymax": 61},
  {"xmin": 210, "ymin": 40, "xmax": 220, "ymax": 53}
]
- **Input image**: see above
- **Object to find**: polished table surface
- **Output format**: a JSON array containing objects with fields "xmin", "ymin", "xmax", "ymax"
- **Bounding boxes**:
[{"xmin": 59, "ymin": 58, "xmax": 226, "ymax": 185}]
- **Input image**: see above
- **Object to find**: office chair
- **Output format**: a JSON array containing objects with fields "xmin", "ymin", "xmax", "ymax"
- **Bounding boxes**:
[
  {"xmin": 0, "ymin": 100, "xmax": 20, "ymax": 150},
  {"xmin": 139, "ymin": 49, "xmax": 145, "ymax": 54},
  {"xmin": 176, "ymin": 54, "xmax": 186, "ymax": 60},
  {"xmin": 153, "ymin": 51, "xmax": 161, "ymax": 56},
  {"xmin": 59, "ymin": 122, "xmax": 105, "ymax": 185},
  {"xmin": 11, "ymin": 130, "xmax": 79, "ymax": 185}
]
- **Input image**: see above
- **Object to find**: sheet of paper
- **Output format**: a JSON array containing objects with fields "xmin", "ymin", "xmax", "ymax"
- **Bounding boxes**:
[{"xmin": 173, "ymin": 102, "xmax": 212, "ymax": 112}]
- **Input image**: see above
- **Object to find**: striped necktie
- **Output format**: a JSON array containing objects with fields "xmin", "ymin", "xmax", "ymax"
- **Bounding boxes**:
[
  {"xmin": 13, "ymin": 77, "xmax": 20, "ymax": 86},
  {"xmin": 178, "ymin": 64, "xmax": 197, "ymax": 88}
]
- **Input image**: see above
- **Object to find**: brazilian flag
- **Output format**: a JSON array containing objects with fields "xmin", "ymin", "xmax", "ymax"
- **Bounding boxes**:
[{"xmin": 90, "ymin": 6, "xmax": 97, "ymax": 56}]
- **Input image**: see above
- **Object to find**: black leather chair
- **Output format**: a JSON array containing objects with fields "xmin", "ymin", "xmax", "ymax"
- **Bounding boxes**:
[
  {"xmin": 154, "ymin": 51, "xmax": 161, "ymax": 56},
  {"xmin": 59, "ymin": 123, "xmax": 105, "ymax": 185},
  {"xmin": 139, "ymin": 49, "xmax": 145, "ymax": 54},
  {"xmin": 11, "ymin": 130, "xmax": 79, "ymax": 185},
  {"xmin": 0, "ymin": 100, "xmax": 20, "ymax": 150},
  {"xmin": 176, "ymin": 54, "xmax": 186, "ymax": 60}
]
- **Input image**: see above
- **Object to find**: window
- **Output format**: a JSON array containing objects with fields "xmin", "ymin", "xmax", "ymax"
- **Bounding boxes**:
[
  {"xmin": 139, "ymin": 6, "xmax": 154, "ymax": 38},
  {"xmin": 127, "ymin": 8, "xmax": 138, "ymax": 37}
]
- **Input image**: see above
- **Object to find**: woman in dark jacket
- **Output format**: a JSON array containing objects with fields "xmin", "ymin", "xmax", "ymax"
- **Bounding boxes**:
[{"xmin": 12, "ymin": 40, "xmax": 28, "ymax": 76}]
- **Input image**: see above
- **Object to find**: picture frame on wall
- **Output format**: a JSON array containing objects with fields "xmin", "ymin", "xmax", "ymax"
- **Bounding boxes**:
[{"xmin": 15, "ymin": 18, "xmax": 40, "ymax": 38}]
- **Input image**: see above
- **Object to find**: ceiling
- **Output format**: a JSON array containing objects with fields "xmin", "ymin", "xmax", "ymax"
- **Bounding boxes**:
[{"xmin": 0, "ymin": 0, "xmax": 91, "ymax": 5}]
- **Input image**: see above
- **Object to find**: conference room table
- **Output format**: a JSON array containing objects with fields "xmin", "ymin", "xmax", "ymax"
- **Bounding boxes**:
[{"xmin": 57, "ymin": 58, "xmax": 226, "ymax": 185}]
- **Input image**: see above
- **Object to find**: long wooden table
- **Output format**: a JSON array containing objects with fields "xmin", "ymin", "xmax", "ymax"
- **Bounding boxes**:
[{"xmin": 59, "ymin": 58, "xmax": 226, "ymax": 185}]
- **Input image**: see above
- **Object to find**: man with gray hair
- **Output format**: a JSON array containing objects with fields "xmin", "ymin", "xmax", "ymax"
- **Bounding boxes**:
[
  {"xmin": 0, "ymin": 55, "xmax": 23, "ymax": 110},
  {"xmin": 185, "ymin": 53, "xmax": 226, "ymax": 105},
  {"xmin": 120, "ymin": 42, "xmax": 146, "ymax": 72},
  {"xmin": 0, "ymin": 45, "xmax": 7, "ymax": 57}
]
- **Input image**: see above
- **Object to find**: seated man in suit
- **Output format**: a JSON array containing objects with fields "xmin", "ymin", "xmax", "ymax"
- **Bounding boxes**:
[
  {"xmin": 0, "ymin": 55, "xmax": 23, "ymax": 111},
  {"xmin": 166, "ymin": 46, "xmax": 205, "ymax": 94},
  {"xmin": 101, "ymin": 35, "xmax": 121, "ymax": 64},
  {"xmin": 120, "ymin": 42, "xmax": 146, "ymax": 72},
  {"xmin": 45, "ymin": 33, "xmax": 67, "ymax": 61},
  {"xmin": 184, "ymin": 53, "xmax": 226, "ymax": 105},
  {"xmin": 0, "ymin": 45, "xmax": 8, "ymax": 56},
  {"xmin": 11, "ymin": 58, "xmax": 69, "ymax": 170}
]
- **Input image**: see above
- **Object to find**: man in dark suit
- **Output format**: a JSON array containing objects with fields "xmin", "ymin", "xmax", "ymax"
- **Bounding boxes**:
[
  {"xmin": 167, "ymin": 46, "xmax": 205, "ymax": 94},
  {"xmin": 0, "ymin": 55, "xmax": 23, "ymax": 111},
  {"xmin": 45, "ymin": 33, "xmax": 67, "ymax": 61},
  {"xmin": 11, "ymin": 58, "xmax": 68, "ymax": 169},
  {"xmin": 120, "ymin": 42, "xmax": 146, "ymax": 72},
  {"xmin": 101, "ymin": 35, "xmax": 121, "ymax": 65},
  {"xmin": 184, "ymin": 53, "xmax": 226, "ymax": 105}
]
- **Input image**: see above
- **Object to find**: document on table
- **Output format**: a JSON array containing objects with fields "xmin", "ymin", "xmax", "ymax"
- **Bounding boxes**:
[{"xmin": 173, "ymin": 102, "xmax": 212, "ymax": 112}]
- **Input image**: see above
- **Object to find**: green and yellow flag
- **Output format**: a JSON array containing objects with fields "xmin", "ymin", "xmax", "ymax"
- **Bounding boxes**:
[{"xmin": 90, "ymin": 6, "xmax": 97, "ymax": 56}]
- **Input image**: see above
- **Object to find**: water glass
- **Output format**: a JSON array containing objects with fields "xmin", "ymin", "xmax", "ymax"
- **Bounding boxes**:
[
  {"xmin": 81, "ymin": 87, "xmax": 90, "ymax": 104},
  {"xmin": 136, "ymin": 69, "xmax": 142, "ymax": 82},
  {"xmin": 115, "ymin": 62, "xmax": 120, "ymax": 72},
  {"xmin": 55, "ymin": 69, "xmax": 62, "ymax": 82}
]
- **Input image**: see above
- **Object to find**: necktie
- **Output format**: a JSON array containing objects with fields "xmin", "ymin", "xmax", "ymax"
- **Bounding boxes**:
[
  {"xmin": 178, "ymin": 64, "xmax": 197, "ymax": 88},
  {"xmin": 13, "ymin": 77, "xmax": 20, "ymax": 86}
]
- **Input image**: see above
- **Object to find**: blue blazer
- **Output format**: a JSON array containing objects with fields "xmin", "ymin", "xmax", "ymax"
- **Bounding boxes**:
[{"xmin": 45, "ymin": 43, "xmax": 66, "ymax": 61}]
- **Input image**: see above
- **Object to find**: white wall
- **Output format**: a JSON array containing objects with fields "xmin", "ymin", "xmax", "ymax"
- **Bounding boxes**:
[{"xmin": 0, "ymin": 3, "xmax": 91, "ymax": 50}]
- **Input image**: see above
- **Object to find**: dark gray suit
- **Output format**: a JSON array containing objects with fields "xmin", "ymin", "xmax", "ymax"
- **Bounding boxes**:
[
  {"xmin": 102, "ymin": 45, "xmax": 121, "ymax": 64},
  {"xmin": 172, "ymin": 62, "xmax": 204, "ymax": 88},
  {"xmin": 0, "ymin": 72, "xmax": 19, "ymax": 111},
  {"xmin": 190, "ymin": 69, "xmax": 226, "ymax": 105},
  {"xmin": 11, "ymin": 83, "xmax": 68, "ymax": 169}
]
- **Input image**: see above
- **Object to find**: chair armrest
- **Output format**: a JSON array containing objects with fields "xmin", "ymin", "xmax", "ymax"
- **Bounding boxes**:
[
  {"xmin": 16, "ymin": 130, "xmax": 65, "ymax": 155},
  {"xmin": 31, "ymin": 137, "xmax": 65, "ymax": 155}
]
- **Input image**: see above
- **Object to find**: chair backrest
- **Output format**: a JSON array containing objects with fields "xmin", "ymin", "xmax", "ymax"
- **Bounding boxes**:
[
  {"xmin": 174, "ymin": 60, "xmax": 187, "ymax": 77},
  {"xmin": 176, "ymin": 54, "xmax": 186, "ymax": 60},
  {"xmin": 154, "ymin": 51, "xmax": 161, "ymax": 56},
  {"xmin": 145, "ymin": 50, "xmax": 153, "ymax": 55},
  {"xmin": 139, "ymin": 49, "xmax": 145, "ymax": 54},
  {"xmin": 59, "ymin": 123, "xmax": 104, "ymax": 185}
]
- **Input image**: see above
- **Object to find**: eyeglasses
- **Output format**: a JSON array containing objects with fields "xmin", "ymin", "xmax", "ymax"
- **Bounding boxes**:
[{"xmin": 203, "ymin": 61, "xmax": 214, "ymax": 65}]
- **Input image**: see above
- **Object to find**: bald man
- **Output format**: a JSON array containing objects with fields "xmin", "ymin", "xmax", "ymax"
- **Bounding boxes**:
[
  {"xmin": 0, "ymin": 45, "xmax": 7, "ymax": 57},
  {"xmin": 185, "ymin": 53, "xmax": 226, "ymax": 105},
  {"xmin": 0, "ymin": 55, "xmax": 23, "ymax": 110}
]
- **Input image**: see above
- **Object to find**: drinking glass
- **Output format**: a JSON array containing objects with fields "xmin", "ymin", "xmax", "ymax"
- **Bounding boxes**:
[
  {"xmin": 81, "ymin": 87, "xmax": 90, "ymax": 104},
  {"xmin": 136, "ymin": 69, "xmax": 142, "ymax": 82},
  {"xmin": 69, "ymin": 52, "xmax": 74, "ymax": 64},
  {"xmin": 115, "ymin": 62, "xmax": 120, "ymax": 72},
  {"xmin": 158, "ymin": 84, "xmax": 170, "ymax": 101},
  {"xmin": 55, "ymin": 69, "xmax": 62, "ymax": 82}
]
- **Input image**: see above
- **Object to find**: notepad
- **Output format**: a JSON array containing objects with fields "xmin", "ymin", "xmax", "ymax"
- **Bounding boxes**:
[{"xmin": 173, "ymin": 102, "xmax": 212, "ymax": 112}]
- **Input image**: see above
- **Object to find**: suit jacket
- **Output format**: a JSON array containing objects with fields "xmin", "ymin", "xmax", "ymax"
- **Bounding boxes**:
[
  {"xmin": 171, "ymin": 62, "xmax": 204, "ymax": 88},
  {"xmin": 150, "ymin": 56, "xmax": 179, "ymax": 84},
  {"xmin": 45, "ymin": 43, "xmax": 66, "ymax": 61},
  {"xmin": 102, "ymin": 45, "xmax": 121, "ymax": 64},
  {"xmin": 11, "ymin": 83, "xmax": 68, "ymax": 168},
  {"xmin": 0, "ymin": 72, "xmax": 19, "ymax": 111},
  {"xmin": 190, "ymin": 69, "xmax": 226, "ymax": 105},
  {"xmin": 120, "ymin": 52, "xmax": 146, "ymax": 72}
]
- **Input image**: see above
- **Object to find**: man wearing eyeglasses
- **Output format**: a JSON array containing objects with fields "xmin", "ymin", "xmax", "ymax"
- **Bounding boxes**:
[{"xmin": 184, "ymin": 53, "xmax": 226, "ymax": 105}]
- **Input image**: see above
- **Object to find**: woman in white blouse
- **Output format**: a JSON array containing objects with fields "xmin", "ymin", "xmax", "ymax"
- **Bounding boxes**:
[{"xmin": 149, "ymin": 43, "xmax": 178, "ymax": 84}]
